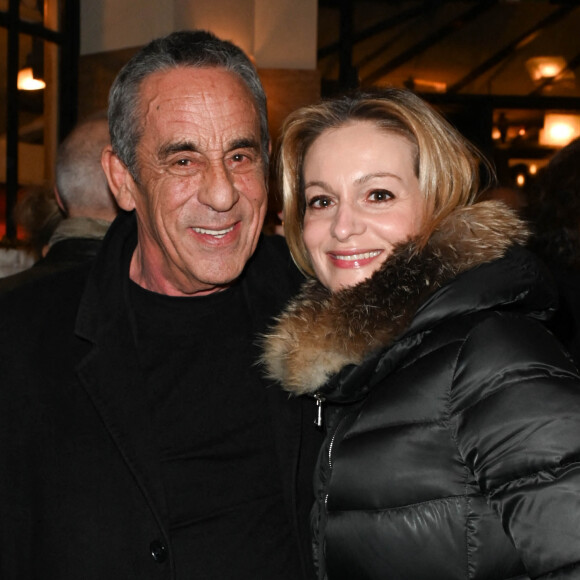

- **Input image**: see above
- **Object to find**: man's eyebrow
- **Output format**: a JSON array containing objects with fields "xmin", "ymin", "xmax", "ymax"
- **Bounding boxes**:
[
  {"xmin": 158, "ymin": 138, "xmax": 260, "ymax": 160},
  {"xmin": 158, "ymin": 141, "xmax": 199, "ymax": 160},
  {"xmin": 228, "ymin": 137, "xmax": 260, "ymax": 152}
]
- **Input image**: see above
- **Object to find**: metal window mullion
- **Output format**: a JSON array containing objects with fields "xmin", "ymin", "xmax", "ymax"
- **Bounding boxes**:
[{"xmin": 5, "ymin": 0, "xmax": 20, "ymax": 240}]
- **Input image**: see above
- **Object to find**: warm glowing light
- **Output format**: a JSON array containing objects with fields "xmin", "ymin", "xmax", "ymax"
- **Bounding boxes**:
[
  {"xmin": 529, "ymin": 164, "xmax": 537, "ymax": 175},
  {"xmin": 526, "ymin": 56, "xmax": 569, "ymax": 82},
  {"xmin": 537, "ymin": 63, "xmax": 560, "ymax": 78},
  {"xmin": 17, "ymin": 67, "xmax": 45, "ymax": 90},
  {"xmin": 550, "ymin": 123, "xmax": 574, "ymax": 141},
  {"xmin": 539, "ymin": 113, "xmax": 580, "ymax": 147},
  {"xmin": 411, "ymin": 78, "xmax": 447, "ymax": 93},
  {"xmin": 516, "ymin": 174, "xmax": 526, "ymax": 187},
  {"xmin": 518, "ymin": 128, "xmax": 526, "ymax": 136},
  {"xmin": 492, "ymin": 127, "xmax": 501, "ymax": 140}
]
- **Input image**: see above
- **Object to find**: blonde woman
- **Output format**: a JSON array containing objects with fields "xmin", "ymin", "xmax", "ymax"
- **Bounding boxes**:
[{"xmin": 263, "ymin": 88, "xmax": 580, "ymax": 580}]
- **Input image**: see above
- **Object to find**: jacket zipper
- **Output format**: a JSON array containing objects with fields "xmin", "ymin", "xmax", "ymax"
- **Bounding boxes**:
[
  {"xmin": 324, "ymin": 413, "xmax": 348, "ymax": 508},
  {"xmin": 314, "ymin": 393, "xmax": 325, "ymax": 427}
]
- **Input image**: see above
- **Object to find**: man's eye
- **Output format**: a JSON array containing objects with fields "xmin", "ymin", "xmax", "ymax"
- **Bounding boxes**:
[
  {"xmin": 369, "ymin": 189, "xmax": 392, "ymax": 201},
  {"xmin": 227, "ymin": 151, "xmax": 260, "ymax": 173},
  {"xmin": 230, "ymin": 152, "xmax": 256, "ymax": 165},
  {"xmin": 167, "ymin": 156, "xmax": 201, "ymax": 176}
]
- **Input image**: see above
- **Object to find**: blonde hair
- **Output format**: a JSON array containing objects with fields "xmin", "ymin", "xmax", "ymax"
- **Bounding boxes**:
[{"xmin": 278, "ymin": 87, "xmax": 493, "ymax": 276}]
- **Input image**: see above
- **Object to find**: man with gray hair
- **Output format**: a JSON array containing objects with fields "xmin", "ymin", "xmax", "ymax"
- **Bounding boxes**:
[
  {"xmin": 0, "ymin": 113, "xmax": 118, "ymax": 293},
  {"xmin": 54, "ymin": 112, "xmax": 118, "ymax": 224},
  {"xmin": 0, "ymin": 30, "xmax": 321, "ymax": 579}
]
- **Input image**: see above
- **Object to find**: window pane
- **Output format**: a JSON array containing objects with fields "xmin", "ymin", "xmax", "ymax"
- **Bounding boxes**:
[
  {"xmin": 0, "ymin": 26, "xmax": 6, "ymax": 185},
  {"xmin": 18, "ymin": 33, "xmax": 45, "ymax": 186},
  {"xmin": 0, "ymin": 26, "xmax": 6, "ymax": 237},
  {"xmin": 19, "ymin": 0, "xmax": 62, "ymax": 32},
  {"xmin": 20, "ymin": 0, "xmax": 43, "ymax": 24},
  {"xmin": 43, "ymin": 0, "xmax": 62, "ymax": 33}
]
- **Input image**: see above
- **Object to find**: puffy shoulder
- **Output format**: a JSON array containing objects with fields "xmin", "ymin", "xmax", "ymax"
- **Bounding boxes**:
[
  {"xmin": 450, "ymin": 311, "xmax": 580, "ymax": 578},
  {"xmin": 452, "ymin": 312, "xmax": 578, "ymax": 410},
  {"xmin": 451, "ymin": 311, "xmax": 580, "ymax": 489}
]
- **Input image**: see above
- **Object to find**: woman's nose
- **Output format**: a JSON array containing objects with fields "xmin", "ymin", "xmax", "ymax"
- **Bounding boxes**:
[{"xmin": 331, "ymin": 202, "xmax": 365, "ymax": 241}]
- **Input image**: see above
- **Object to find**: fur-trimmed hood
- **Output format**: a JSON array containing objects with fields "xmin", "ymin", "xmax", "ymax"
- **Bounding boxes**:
[{"xmin": 261, "ymin": 201, "xmax": 548, "ymax": 396}]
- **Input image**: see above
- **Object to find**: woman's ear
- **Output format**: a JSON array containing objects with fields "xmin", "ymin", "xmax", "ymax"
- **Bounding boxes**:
[{"xmin": 101, "ymin": 146, "xmax": 137, "ymax": 211}]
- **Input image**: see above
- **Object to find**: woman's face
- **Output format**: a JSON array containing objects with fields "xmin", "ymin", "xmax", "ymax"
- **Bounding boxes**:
[{"xmin": 302, "ymin": 121, "xmax": 426, "ymax": 292}]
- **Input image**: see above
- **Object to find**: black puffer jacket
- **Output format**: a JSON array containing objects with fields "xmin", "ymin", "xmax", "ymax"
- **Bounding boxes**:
[{"xmin": 263, "ymin": 202, "xmax": 580, "ymax": 580}]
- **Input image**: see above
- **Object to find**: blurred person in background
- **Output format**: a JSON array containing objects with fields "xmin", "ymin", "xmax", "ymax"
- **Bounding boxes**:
[
  {"xmin": 525, "ymin": 137, "xmax": 580, "ymax": 367},
  {"xmin": 0, "ymin": 185, "xmax": 61, "ymax": 277},
  {"xmin": 0, "ymin": 113, "xmax": 117, "ymax": 293}
]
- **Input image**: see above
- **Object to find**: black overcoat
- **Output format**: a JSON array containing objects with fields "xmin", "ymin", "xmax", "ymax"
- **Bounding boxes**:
[{"xmin": 0, "ymin": 211, "xmax": 322, "ymax": 579}]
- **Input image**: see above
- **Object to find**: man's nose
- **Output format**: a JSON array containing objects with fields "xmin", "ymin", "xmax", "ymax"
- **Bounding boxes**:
[
  {"xmin": 198, "ymin": 162, "xmax": 239, "ymax": 211},
  {"xmin": 331, "ymin": 202, "xmax": 365, "ymax": 241}
]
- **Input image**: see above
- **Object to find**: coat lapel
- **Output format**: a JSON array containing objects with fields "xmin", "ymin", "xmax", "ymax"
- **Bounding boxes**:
[
  {"xmin": 73, "ymin": 211, "xmax": 169, "ymax": 529},
  {"xmin": 75, "ymin": 311, "xmax": 168, "ymax": 526}
]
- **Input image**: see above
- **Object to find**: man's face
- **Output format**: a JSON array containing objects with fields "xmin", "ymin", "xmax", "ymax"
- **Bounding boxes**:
[{"xmin": 121, "ymin": 66, "xmax": 268, "ymax": 296}]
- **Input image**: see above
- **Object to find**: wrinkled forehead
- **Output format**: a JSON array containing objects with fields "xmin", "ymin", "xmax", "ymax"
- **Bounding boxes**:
[{"xmin": 136, "ymin": 66, "xmax": 261, "ymax": 148}]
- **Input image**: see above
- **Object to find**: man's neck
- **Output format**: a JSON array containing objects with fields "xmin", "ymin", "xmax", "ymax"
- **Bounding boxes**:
[{"xmin": 129, "ymin": 245, "xmax": 231, "ymax": 297}]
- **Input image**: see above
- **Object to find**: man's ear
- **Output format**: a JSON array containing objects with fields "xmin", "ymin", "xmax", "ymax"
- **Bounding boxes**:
[
  {"xmin": 101, "ymin": 146, "xmax": 137, "ymax": 211},
  {"xmin": 53, "ymin": 186, "xmax": 66, "ymax": 214}
]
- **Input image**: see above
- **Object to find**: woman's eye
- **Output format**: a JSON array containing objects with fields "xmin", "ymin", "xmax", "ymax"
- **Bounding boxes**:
[
  {"xmin": 369, "ymin": 189, "xmax": 392, "ymax": 202},
  {"xmin": 308, "ymin": 196, "xmax": 333, "ymax": 209}
]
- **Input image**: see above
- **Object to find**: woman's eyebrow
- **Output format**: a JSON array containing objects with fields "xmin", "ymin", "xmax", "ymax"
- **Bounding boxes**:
[
  {"xmin": 304, "ymin": 180, "xmax": 330, "ymax": 191},
  {"xmin": 354, "ymin": 172, "xmax": 402, "ymax": 185}
]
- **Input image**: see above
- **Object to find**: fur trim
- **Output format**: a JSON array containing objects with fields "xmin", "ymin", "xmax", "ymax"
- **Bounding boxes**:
[{"xmin": 261, "ymin": 201, "xmax": 529, "ymax": 395}]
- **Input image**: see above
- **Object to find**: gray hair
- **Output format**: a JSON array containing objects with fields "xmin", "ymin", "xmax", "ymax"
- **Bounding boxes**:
[
  {"xmin": 108, "ymin": 29, "xmax": 270, "ymax": 180},
  {"xmin": 56, "ymin": 112, "xmax": 117, "ymax": 217}
]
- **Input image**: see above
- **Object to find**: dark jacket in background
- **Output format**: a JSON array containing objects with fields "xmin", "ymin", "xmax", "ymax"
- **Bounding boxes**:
[
  {"xmin": 264, "ymin": 202, "xmax": 580, "ymax": 580},
  {"xmin": 542, "ymin": 265, "xmax": 580, "ymax": 367},
  {"xmin": 0, "ymin": 210, "xmax": 322, "ymax": 579},
  {"xmin": 0, "ymin": 217, "xmax": 110, "ymax": 295}
]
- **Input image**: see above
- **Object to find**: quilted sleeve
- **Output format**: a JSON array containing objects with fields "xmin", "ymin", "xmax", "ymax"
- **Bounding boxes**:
[{"xmin": 452, "ymin": 313, "xmax": 580, "ymax": 578}]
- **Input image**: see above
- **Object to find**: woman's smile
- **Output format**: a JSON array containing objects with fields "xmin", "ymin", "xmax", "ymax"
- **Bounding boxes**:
[{"xmin": 328, "ymin": 249, "xmax": 383, "ymax": 268}]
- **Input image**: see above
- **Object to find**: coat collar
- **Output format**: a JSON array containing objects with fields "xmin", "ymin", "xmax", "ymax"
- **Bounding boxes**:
[
  {"xmin": 261, "ymin": 201, "xmax": 552, "ymax": 396},
  {"xmin": 75, "ymin": 210, "xmax": 137, "ymax": 344}
]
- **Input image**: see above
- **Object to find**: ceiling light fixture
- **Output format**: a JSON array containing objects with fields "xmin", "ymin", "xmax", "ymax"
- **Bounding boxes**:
[
  {"xmin": 539, "ymin": 113, "xmax": 580, "ymax": 147},
  {"xmin": 526, "ymin": 56, "xmax": 573, "ymax": 82},
  {"xmin": 404, "ymin": 77, "xmax": 447, "ymax": 93}
]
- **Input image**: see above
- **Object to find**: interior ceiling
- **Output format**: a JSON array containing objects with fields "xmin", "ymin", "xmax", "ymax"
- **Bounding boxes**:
[
  {"xmin": 6, "ymin": 0, "xmax": 580, "ymax": 151},
  {"xmin": 317, "ymin": 0, "xmax": 580, "ymax": 99}
]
